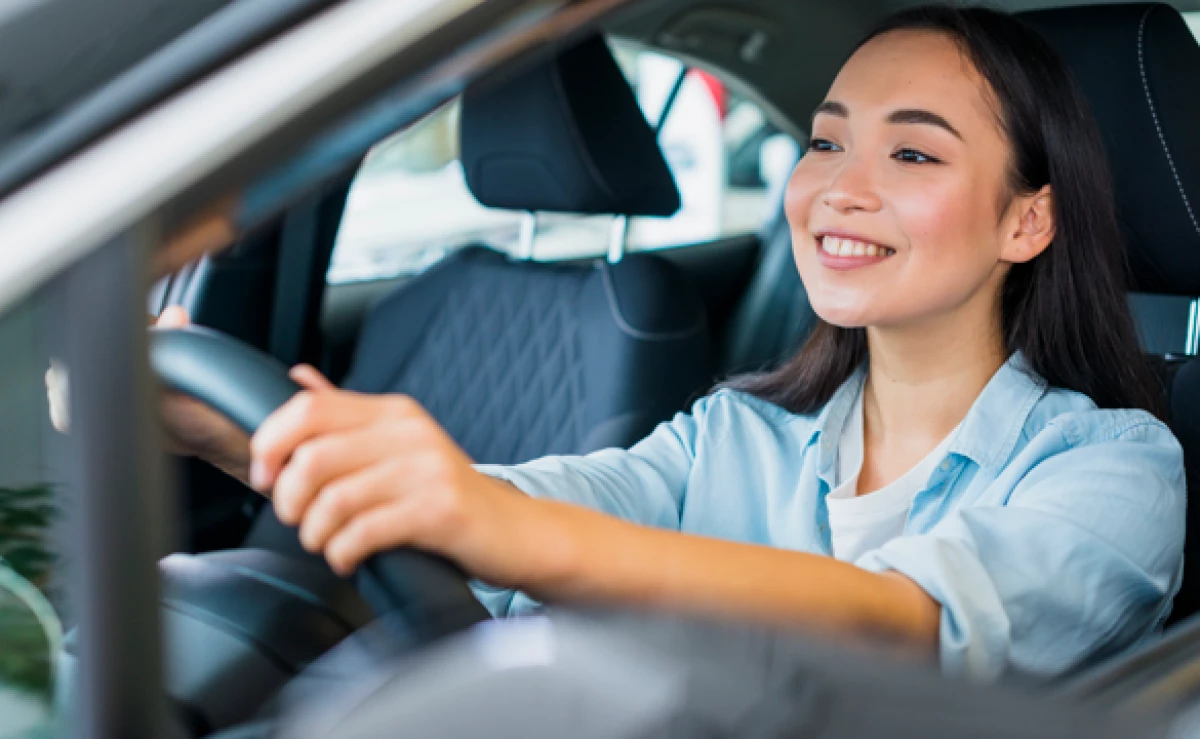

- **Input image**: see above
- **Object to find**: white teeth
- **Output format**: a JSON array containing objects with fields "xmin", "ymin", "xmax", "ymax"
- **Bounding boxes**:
[{"xmin": 819, "ymin": 235, "xmax": 893, "ymax": 258}]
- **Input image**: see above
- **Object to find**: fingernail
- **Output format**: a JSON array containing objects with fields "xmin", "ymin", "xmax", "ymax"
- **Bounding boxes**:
[{"xmin": 249, "ymin": 460, "xmax": 267, "ymax": 490}]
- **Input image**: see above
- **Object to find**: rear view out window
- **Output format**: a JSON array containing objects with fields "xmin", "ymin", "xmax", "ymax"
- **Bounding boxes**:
[{"xmin": 327, "ymin": 41, "xmax": 798, "ymax": 284}]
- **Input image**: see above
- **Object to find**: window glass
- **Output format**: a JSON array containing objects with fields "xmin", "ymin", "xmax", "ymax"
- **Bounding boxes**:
[
  {"xmin": 0, "ymin": 281, "xmax": 74, "ymax": 735},
  {"xmin": 1187, "ymin": 11, "xmax": 1200, "ymax": 40},
  {"xmin": 327, "ymin": 41, "xmax": 798, "ymax": 284}
]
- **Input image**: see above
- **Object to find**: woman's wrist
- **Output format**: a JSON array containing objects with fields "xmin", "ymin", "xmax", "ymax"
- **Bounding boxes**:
[{"xmin": 483, "ymin": 482, "xmax": 586, "ymax": 596}]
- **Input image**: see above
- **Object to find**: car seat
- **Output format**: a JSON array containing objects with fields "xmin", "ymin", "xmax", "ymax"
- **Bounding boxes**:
[
  {"xmin": 245, "ymin": 34, "xmax": 715, "ymax": 550},
  {"xmin": 340, "ymin": 34, "xmax": 714, "ymax": 463},
  {"xmin": 1020, "ymin": 3, "xmax": 1200, "ymax": 624}
]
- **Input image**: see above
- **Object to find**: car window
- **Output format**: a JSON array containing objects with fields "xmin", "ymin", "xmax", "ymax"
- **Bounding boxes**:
[
  {"xmin": 0, "ymin": 280, "xmax": 74, "ymax": 735},
  {"xmin": 327, "ymin": 41, "xmax": 798, "ymax": 284}
]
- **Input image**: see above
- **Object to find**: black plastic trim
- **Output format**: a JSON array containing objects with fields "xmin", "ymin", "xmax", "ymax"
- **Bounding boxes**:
[{"xmin": 0, "ymin": 0, "xmax": 339, "ymax": 200}]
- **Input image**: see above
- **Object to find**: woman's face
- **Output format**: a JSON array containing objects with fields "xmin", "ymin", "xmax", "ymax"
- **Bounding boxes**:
[{"xmin": 786, "ymin": 29, "xmax": 1019, "ymax": 329}]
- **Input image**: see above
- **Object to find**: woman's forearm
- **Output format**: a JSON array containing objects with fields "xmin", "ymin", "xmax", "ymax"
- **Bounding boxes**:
[{"xmin": 516, "ymin": 496, "xmax": 941, "ymax": 650}]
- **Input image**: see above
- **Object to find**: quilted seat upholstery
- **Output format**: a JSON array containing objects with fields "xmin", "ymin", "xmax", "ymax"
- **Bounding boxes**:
[
  {"xmin": 244, "ymin": 33, "xmax": 714, "ymax": 554},
  {"xmin": 342, "ymin": 247, "xmax": 713, "ymax": 464}
]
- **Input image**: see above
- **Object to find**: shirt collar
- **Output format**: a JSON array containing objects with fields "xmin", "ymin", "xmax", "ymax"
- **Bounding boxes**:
[
  {"xmin": 948, "ymin": 352, "xmax": 1047, "ymax": 472},
  {"xmin": 805, "ymin": 366, "xmax": 867, "ymax": 481},
  {"xmin": 803, "ymin": 352, "xmax": 1046, "ymax": 475}
]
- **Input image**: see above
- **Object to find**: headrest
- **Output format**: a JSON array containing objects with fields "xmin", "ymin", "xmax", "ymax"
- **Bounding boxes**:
[
  {"xmin": 1020, "ymin": 4, "xmax": 1200, "ymax": 296},
  {"xmin": 459, "ymin": 35, "xmax": 681, "ymax": 217}
]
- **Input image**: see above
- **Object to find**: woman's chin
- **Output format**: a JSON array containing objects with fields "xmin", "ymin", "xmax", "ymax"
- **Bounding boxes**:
[{"xmin": 810, "ymin": 302, "xmax": 878, "ymax": 329}]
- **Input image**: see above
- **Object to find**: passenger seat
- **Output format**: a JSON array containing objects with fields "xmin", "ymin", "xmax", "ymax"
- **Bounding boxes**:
[
  {"xmin": 339, "ymin": 35, "xmax": 714, "ymax": 464},
  {"xmin": 246, "ymin": 34, "xmax": 714, "ymax": 551}
]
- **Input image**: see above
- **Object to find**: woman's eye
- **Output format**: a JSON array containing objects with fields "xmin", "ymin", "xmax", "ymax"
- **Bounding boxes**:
[
  {"xmin": 893, "ymin": 148, "xmax": 940, "ymax": 164},
  {"xmin": 808, "ymin": 138, "xmax": 842, "ymax": 153}
]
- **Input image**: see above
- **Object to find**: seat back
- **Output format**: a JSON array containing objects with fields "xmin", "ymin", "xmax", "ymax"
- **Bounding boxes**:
[
  {"xmin": 1021, "ymin": 3, "xmax": 1200, "ymax": 621},
  {"xmin": 341, "ymin": 35, "xmax": 713, "ymax": 463},
  {"xmin": 343, "ymin": 246, "xmax": 711, "ymax": 464},
  {"xmin": 719, "ymin": 199, "xmax": 815, "ymax": 376},
  {"xmin": 245, "ymin": 35, "xmax": 712, "ymax": 553}
]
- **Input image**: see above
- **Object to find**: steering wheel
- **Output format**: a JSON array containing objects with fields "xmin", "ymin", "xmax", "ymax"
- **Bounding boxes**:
[{"xmin": 149, "ymin": 325, "xmax": 491, "ymax": 642}]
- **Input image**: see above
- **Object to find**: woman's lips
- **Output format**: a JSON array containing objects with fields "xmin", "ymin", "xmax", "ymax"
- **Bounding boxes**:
[{"xmin": 815, "ymin": 234, "xmax": 895, "ymax": 271}]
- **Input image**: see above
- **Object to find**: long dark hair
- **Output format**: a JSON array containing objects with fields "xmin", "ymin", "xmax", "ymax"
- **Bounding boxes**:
[{"xmin": 727, "ymin": 5, "xmax": 1163, "ymax": 419}]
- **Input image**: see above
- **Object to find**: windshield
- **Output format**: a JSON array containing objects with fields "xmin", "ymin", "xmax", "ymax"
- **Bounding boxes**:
[{"xmin": 0, "ymin": 275, "xmax": 76, "ymax": 734}]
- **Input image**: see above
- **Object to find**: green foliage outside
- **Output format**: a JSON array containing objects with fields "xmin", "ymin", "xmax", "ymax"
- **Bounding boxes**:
[{"xmin": 0, "ymin": 484, "xmax": 59, "ymax": 700}]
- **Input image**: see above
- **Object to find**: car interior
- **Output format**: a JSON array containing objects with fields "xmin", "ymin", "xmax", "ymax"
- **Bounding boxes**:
[
  {"xmin": 3, "ymin": 0, "xmax": 1200, "ymax": 735},
  {"xmin": 132, "ymin": 1, "xmax": 1200, "ymax": 731}
]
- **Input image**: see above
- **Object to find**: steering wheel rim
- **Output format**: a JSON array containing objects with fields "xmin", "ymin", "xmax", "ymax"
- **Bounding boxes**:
[{"xmin": 149, "ymin": 325, "xmax": 490, "ymax": 641}]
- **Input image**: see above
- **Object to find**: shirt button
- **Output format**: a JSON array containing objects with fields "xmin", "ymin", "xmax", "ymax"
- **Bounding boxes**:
[{"xmin": 940, "ymin": 460, "xmax": 952, "ymax": 471}]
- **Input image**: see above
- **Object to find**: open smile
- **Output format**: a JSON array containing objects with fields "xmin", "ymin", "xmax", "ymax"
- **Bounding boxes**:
[{"xmin": 814, "ymin": 232, "xmax": 896, "ymax": 270}]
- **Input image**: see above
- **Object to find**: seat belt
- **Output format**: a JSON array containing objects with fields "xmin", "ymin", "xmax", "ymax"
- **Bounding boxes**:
[
  {"xmin": 247, "ymin": 184, "xmax": 347, "ymax": 541},
  {"xmin": 269, "ymin": 195, "xmax": 321, "ymax": 368},
  {"xmin": 267, "ymin": 176, "xmax": 352, "ymax": 368}
]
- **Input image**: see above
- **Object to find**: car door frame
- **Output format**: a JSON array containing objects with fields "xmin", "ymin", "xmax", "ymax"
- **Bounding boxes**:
[{"xmin": 0, "ymin": 0, "xmax": 635, "ymax": 735}]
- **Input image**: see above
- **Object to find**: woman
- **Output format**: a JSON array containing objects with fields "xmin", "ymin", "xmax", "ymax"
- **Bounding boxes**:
[{"xmin": 154, "ymin": 6, "xmax": 1185, "ymax": 681}]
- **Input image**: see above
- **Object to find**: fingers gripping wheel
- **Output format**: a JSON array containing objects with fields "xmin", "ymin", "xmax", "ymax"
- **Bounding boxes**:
[{"xmin": 148, "ymin": 326, "xmax": 490, "ymax": 638}]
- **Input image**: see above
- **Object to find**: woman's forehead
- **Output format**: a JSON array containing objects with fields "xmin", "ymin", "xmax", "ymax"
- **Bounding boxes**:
[{"xmin": 822, "ymin": 29, "xmax": 998, "ymax": 133}]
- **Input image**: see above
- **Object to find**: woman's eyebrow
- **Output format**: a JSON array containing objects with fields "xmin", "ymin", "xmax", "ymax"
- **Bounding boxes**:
[
  {"xmin": 886, "ymin": 108, "xmax": 964, "ymax": 140},
  {"xmin": 813, "ymin": 100, "xmax": 848, "ymax": 119}
]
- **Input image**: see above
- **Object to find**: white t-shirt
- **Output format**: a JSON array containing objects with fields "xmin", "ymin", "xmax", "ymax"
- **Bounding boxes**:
[{"xmin": 826, "ymin": 387, "xmax": 958, "ymax": 563}]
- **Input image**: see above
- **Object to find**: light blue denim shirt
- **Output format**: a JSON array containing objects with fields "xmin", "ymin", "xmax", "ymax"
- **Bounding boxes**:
[{"xmin": 475, "ymin": 354, "xmax": 1186, "ymax": 681}]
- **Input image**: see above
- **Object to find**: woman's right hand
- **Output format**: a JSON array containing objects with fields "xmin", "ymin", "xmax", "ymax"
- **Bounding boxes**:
[{"xmin": 154, "ymin": 307, "xmax": 254, "ymax": 485}]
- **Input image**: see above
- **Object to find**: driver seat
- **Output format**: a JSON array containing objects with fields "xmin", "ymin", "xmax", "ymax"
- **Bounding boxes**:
[{"xmin": 1019, "ymin": 3, "xmax": 1200, "ymax": 626}]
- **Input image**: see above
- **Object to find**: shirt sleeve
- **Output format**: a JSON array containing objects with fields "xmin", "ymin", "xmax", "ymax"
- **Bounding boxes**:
[
  {"xmin": 470, "ymin": 392, "xmax": 720, "ymax": 617},
  {"xmin": 855, "ymin": 416, "xmax": 1186, "ymax": 681}
]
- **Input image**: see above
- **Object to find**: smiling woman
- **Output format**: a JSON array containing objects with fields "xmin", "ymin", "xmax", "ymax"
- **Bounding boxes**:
[{"xmin": 159, "ymin": 4, "xmax": 1185, "ymax": 684}]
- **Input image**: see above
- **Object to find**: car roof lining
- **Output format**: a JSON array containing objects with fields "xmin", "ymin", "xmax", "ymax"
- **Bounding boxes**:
[
  {"xmin": 603, "ymin": 0, "xmax": 1200, "ymax": 134},
  {"xmin": 0, "ymin": 0, "xmax": 340, "ymax": 200}
]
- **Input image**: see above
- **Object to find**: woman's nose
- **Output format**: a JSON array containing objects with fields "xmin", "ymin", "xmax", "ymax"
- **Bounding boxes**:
[{"xmin": 822, "ymin": 157, "xmax": 882, "ymax": 214}]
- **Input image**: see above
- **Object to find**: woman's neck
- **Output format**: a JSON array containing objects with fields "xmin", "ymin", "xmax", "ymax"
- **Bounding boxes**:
[{"xmin": 861, "ymin": 300, "xmax": 1007, "ymax": 463}]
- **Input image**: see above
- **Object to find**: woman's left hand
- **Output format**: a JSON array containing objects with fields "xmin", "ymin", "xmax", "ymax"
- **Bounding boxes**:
[{"xmin": 250, "ymin": 365, "xmax": 554, "ymax": 583}]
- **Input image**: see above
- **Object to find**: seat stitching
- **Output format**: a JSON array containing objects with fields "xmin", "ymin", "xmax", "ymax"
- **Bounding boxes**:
[{"xmin": 1138, "ymin": 6, "xmax": 1200, "ymax": 239}]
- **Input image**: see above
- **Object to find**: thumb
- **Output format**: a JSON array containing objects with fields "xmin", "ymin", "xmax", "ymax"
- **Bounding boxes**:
[
  {"xmin": 157, "ymin": 305, "xmax": 191, "ymax": 329},
  {"xmin": 289, "ymin": 364, "xmax": 336, "ymax": 392}
]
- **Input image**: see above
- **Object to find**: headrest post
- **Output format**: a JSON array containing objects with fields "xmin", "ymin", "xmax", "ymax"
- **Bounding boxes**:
[
  {"xmin": 607, "ymin": 215, "xmax": 629, "ymax": 264},
  {"xmin": 517, "ymin": 211, "xmax": 537, "ymax": 260},
  {"xmin": 1188, "ymin": 300, "xmax": 1200, "ymax": 356}
]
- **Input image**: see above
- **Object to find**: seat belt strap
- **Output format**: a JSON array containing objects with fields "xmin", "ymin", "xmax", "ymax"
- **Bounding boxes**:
[{"xmin": 269, "ymin": 197, "xmax": 320, "ymax": 368}]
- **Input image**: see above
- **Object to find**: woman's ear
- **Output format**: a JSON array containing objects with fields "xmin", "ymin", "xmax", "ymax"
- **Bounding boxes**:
[{"xmin": 1000, "ymin": 185, "xmax": 1055, "ymax": 264}]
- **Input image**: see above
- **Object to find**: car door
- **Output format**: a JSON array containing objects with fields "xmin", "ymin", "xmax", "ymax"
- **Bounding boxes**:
[{"xmin": 0, "ymin": 0, "xmax": 644, "ymax": 735}]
